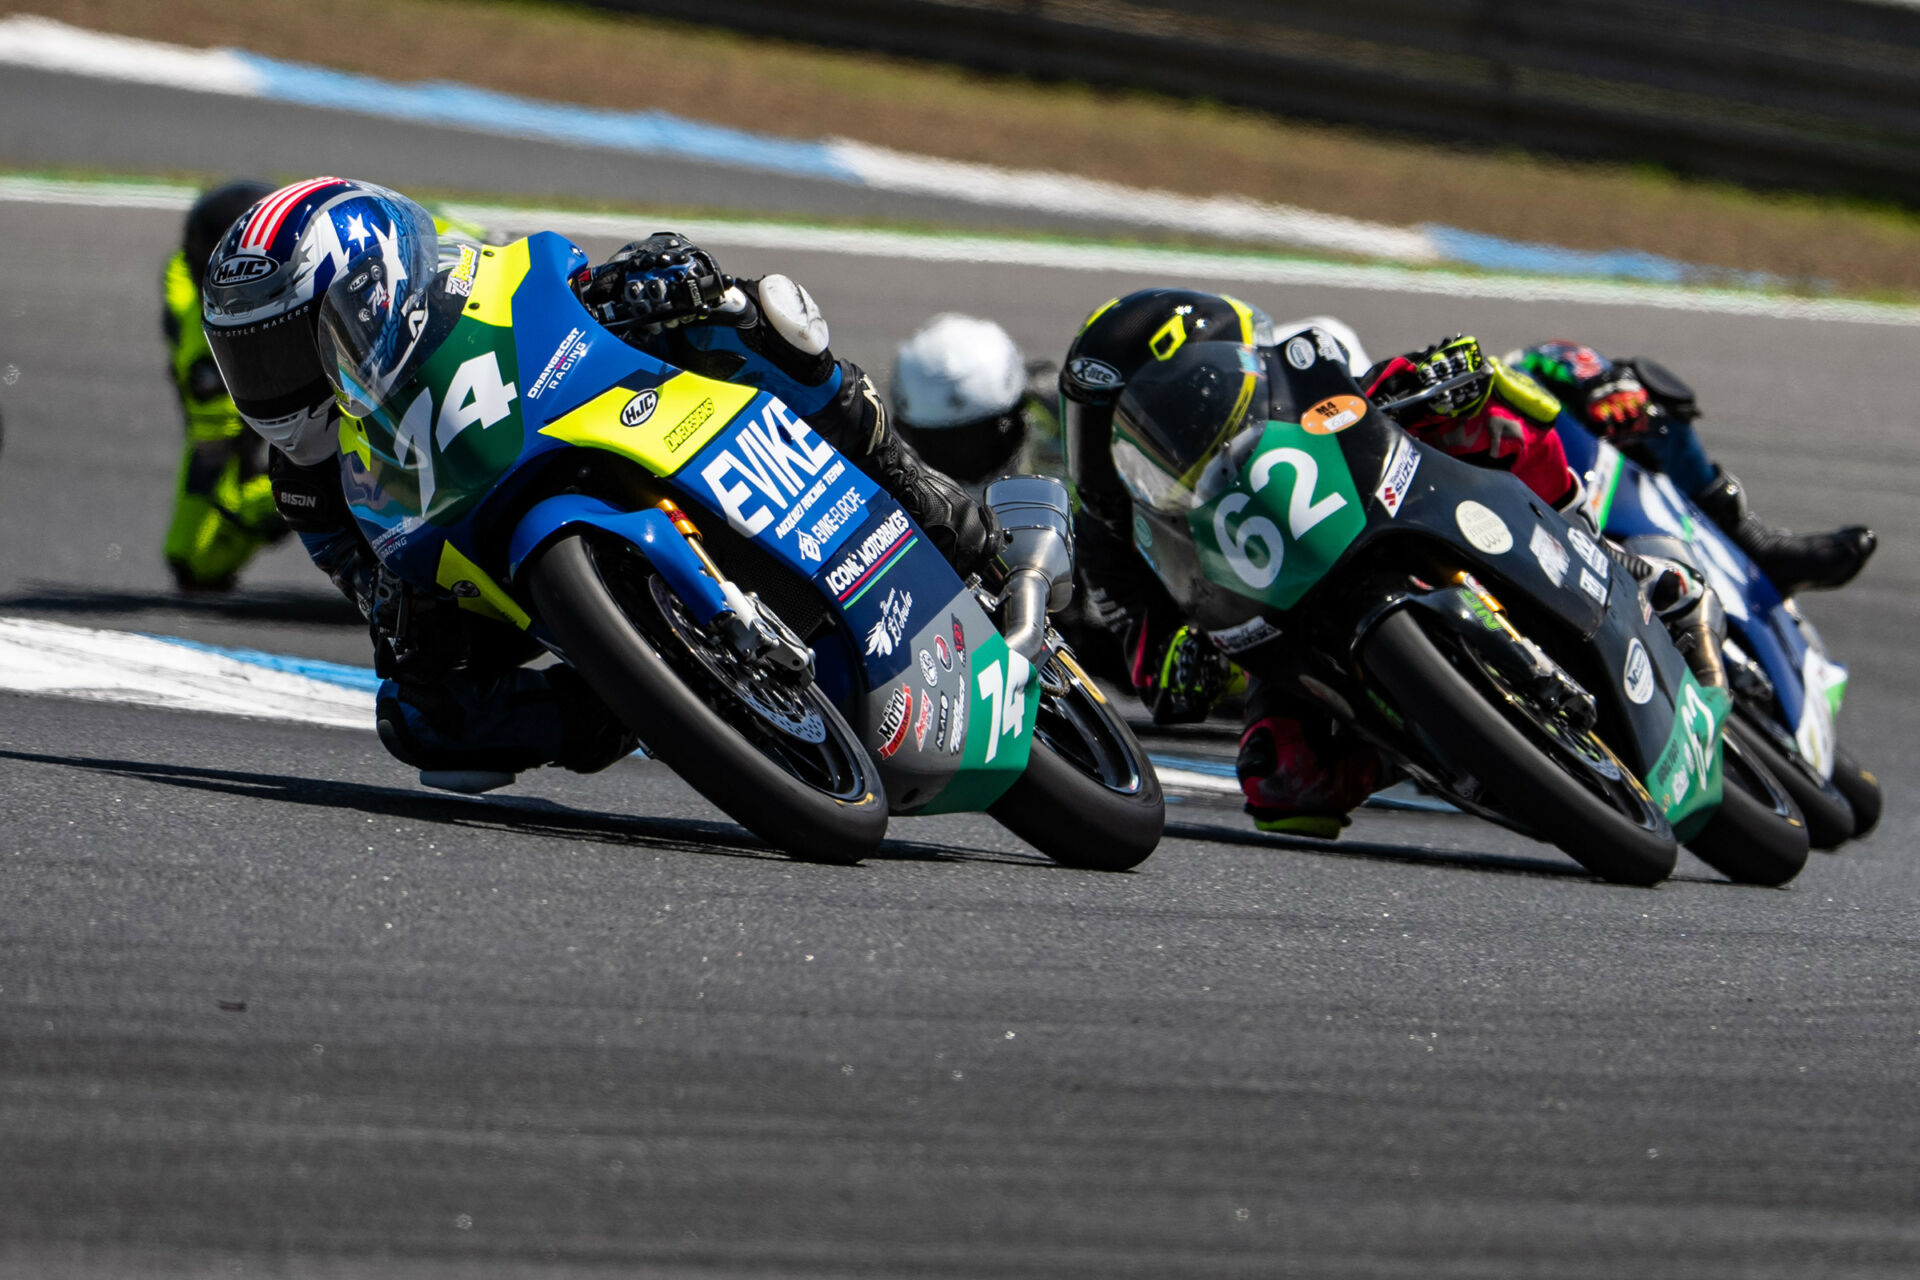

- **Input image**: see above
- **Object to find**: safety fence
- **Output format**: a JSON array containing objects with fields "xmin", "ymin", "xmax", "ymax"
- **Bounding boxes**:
[{"xmin": 584, "ymin": 0, "xmax": 1920, "ymax": 202}]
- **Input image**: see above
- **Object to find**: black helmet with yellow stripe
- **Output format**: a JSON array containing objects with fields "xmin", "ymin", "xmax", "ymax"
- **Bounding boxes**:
[{"xmin": 1059, "ymin": 289, "xmax": 1270, "ymax": 521}]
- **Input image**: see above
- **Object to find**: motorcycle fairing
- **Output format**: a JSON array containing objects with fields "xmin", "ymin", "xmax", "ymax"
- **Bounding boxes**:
[
  {"xmin": 342, "ymin": 231, "xmax": 1035, "ymax": 815},
  {"xmin": 1557, "ymin": 414, "xmax": 1845, "ymax": 780}
]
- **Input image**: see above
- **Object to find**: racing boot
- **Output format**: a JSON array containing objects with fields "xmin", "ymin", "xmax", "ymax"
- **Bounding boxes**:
[
  {"xmin": 1691, "ymin": 466, "xmax": 1875, "ymax": 596},
  {"xmin": 1236, "ymin": 683, "xmax": 1382, "ymax": 839}
]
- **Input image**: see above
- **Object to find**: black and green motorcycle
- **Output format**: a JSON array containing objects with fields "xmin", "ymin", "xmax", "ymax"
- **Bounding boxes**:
[{"xmin": 1109, "ymin": 333, "xmax": 1807, "ymax": 886}]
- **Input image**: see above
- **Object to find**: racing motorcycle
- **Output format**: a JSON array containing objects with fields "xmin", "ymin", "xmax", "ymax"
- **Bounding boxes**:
[
  {"xmin": 1554, "ymin": 405, "xmax": 1881, "ymax": 849},
  {"xmin": 1106, "ymin": 330, "xmax": 1808, "ymax": 886},
  {"xmin": 324, "ymin": 230, "xmax": 1163, "ymax": 869}
]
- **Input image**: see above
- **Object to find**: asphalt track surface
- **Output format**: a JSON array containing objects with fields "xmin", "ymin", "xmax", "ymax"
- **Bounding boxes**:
[{"xmin": 3, "ymin": 94, "xmax": 1920, "ymax": 1277}]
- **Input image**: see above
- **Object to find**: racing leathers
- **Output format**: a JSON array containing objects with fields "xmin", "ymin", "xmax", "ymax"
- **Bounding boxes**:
[
  {"xmin": 1511, "ymin": 340, "xmax": 1875, "ymax": 595},
  {"xmin": 275, "ymin": 231, "xmax": 996, "ymax": 782},
  {"xmin": 161, "ymin": 249, "xmax": 283, "ymax": 589}
]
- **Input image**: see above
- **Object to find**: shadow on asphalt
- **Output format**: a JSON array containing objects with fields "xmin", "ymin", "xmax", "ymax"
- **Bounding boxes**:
[
  {"xmin": 0, "ymin": 581, "xmax": 363, "ymax": 626},
  {"xmin": 0, "ymin": 748, "xmax": 1044, "ymax": 868},
  {"xmin": 1167, "ymin": 815, "xmax": 1596, "ymax": 881}
]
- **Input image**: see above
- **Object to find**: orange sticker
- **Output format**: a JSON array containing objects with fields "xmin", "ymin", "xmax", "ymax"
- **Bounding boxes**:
[{"xmin": 1301, "ymin": 394, "xmax": 1368, "ymax": 435}]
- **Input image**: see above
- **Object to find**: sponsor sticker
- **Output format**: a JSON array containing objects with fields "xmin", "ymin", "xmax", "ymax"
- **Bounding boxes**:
[
  {"xmin": 1579, "ymin": 567, "xmax": 1607, "ymax": 602},
  {"xmin": 950, "ymin": 615, "xmax": 967, "ymax": 661},
  {"xmin": 527, "ymin": 327, "xmax": 590, "ymax": 401},
  {"xmin": 877, "ymin": 684, "xmax": 912, "ymax": 759},
  {"xmin": 619, "ymin": 388, "xmax": 659, "ymax": 428},
  {"xmin": 934, "ymin": 634, "xmax": 952, "ymax": 671},
  {"xmin": 1065, "ymin": 356, "xmax": 1122, "ymax": 394},
  {"xmin": 1455, "ymin": 501, "xmax": 1513, "ymax": 555},
  {"xmin": 1529, "ymin": 523, "xmax": 1570, "ymax": 587},
  {"xmin": 946, "ymin": 694, "xmax": 966, "ymax": 754},
  {"xmin": 445, "ymin": 243, "xmax": 479, "ymax": 297},
  {"xmin": 1375, "ymin": 437, "xmax": 1420, "ymax": 517},
  {"xmin": 1302, "ymin": 394, "xmax": 1368, "ymax": 435},
  {"xmin": 913, "ymin": 695, "xmax": 933, "ymax": 751},
  {"xmin": 210, "ymin": 253, "xmax": 275, "ymax": 286},
  {"xmin": 695, "ymin": 398, "xmax": 875, "ymax": 563},
  {"xmin": 1132, "ymin": 511, "xmax": 1153, "ymax": 548},
  {"xmin": 1208, "ymin": 615, "xmax": 1282, "ymax": 654},
  {"xmin": 1623, "ymin": 638, "xmax": 1654, "ymax": 704},
  {"xmin": 863, "ymin": 587, "xmax": 913, "ymax": 658},
  {"xmin": 919, "ymin": 648, "xmax": 939, "ymax": 688},
  {"xmin": 1285, "ymin": 335, "xmax": 1317, "ymax": 370},
  {"xmin": 795, "ymin": 531, "xmax": 821, "ymax": 562},
  {"xmin": 823, "ymin": 508, "xmax": 913, "ymax": 602},
  {"xmin": 936, "ymin": 693, "xmax": 950, "ymax": 751},
  {"xmin": 1567, "ymin": 526, "xmax": 1608, "ymax": 578},
  {"xmin": 664, "ymin": 397, "xmax": 714, "ymax": 451}
]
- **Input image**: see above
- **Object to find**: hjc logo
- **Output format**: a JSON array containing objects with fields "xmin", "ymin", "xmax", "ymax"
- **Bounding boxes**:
[{"xmin": 211, "ymin": 254, "xmax": 275, "ymax": 286}]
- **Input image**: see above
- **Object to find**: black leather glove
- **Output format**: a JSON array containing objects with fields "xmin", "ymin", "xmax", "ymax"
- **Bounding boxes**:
[{"xmin": 577, "ymin": 232, "xmax": 729, "ymax": 334}]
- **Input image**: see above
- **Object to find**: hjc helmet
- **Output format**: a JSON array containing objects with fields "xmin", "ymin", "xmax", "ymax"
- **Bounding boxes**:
[
  {"xmin": 201, "ymin": 177, "xmax": 438, "ymax": 462},
  {"xmin": 891, "ymin": 314, "xmax": 1035, "ymax": 485},
  {"xmin": 1059, "ymin": 288, "xmax": 1270, "ymax": 521},
  {"xmin": 182, "ymin": 180, "xmax": 274, "ymax": 285}
]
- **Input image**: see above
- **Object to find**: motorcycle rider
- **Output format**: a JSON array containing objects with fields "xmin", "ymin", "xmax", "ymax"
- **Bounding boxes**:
[
  {"xmin": 1060, "ymin": 293, "xmax": 1720, "ymax": 836},
  {"xmin": 202, "ymin": 177, "xmax": 997, "ymax": 788},
  {"xmin": 890, "ymin": 313, "xmax": 1058, "ymax": 494},
  {"xmin": 1508, "ymin": 340, "xmax": 1875, "ymax": 595},
  {"xmin": 161, "ymin": 180, "xmax": 286, "ymax": 590}
]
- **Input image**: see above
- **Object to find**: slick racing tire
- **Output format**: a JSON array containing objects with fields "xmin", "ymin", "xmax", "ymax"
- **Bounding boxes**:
[
  {"xmin": 1362, "ymin": 608, "xmax": 1677, "ymax": 887},
  {"xmin": 1729, "ymin": 711, "xmax": 1855, "ymax": 850},
  {"xmin": 527, "ymin": 533, "xmax": 887, "ymax": 864},
  {"xmin": 1830, "ymin": 744, "xmax": 1883, "ymax": 839},
  {"xmin": 989, "ymin": 647, "xmax": 1164, "ymax": 872},
  {"xmin": 1683, "ymin": 718, "xmax": 1809, "ymax": 886}
]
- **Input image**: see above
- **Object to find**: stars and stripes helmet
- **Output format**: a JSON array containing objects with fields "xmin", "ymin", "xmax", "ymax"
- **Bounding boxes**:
[{"xmin": 201, "ymin": 177, "xmax": 438, "ymax": 462}]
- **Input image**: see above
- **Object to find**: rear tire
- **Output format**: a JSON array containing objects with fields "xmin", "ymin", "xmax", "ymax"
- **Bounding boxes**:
[
  {"xmin": 989, "ymin": 648, "xmax": 1165, "ymax": 871},
  {"xmin": 526, "ymin": 533, "xmax": 887, "ymax": 864},
  {"xmin": 1728, "ymin": 711, "xmax": 1854, "ymax": 849},
  {"xmin": 1362, "ymin": 609, "xmax": 1677, "ymax": 886},
  {"xmin": 1683, "ymin": 720, "xmax": 1809, "ymax": 886},
  {"xmin": 1831, "ymin": 745, "xmax": 1883, "ymax": 839}
]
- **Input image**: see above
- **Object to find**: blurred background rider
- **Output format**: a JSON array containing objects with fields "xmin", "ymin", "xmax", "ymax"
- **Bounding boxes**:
[
  {"xmin": 160, "ymin": 180, "xmax": 286, "ymax": 591},
  {"xmin": 890, "ymin": 313, "xmax": 1059, "ymax": 497}
]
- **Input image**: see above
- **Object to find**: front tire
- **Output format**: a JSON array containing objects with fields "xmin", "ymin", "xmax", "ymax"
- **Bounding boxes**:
[
  {"xmin": 1682, "ymin": 718, "xmax": 1809, "ymax": 886},
  {"xmin": 1362, "ymin": 609, "xmax": 1677, "ymax": 886},
  {"xmin": 989, "ymin": 647, "xmax": 1165, "ymax": 871},
  {"xmin": 1831, "ymin": 745, "xmax": 1883, "ymax": 839},
  {"xmin": 1728, "ymin": 710, "xmax": 1854, "ymax": 849},
  {"xmin": 526, "ymin": 533, "xmax": 887, "ymax": 864}
]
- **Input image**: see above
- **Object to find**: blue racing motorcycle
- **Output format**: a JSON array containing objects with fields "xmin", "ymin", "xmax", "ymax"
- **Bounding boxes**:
[
  {"xmin": 317, "ymin": 229, "xmax": 1163, "ymax": 868},
  {"xmin": 1557, "ymin": 413, "xmax": 1881, "ymax": 847}
]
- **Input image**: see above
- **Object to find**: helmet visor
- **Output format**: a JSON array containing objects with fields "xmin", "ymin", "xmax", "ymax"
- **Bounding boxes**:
[
  {"xmin": 314, "ymin": 200, "xmax": 444, "ymax": 419},
  {"xmin": 1111, "ymin": 343, "xmax": 1269, "ymax": 514}
]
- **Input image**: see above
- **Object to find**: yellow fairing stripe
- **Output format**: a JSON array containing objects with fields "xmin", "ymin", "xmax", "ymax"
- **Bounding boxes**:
[
  {"xmin": 435, "ymin": 541, "xmax": 532, "ymax": 629},
  {"xmin": 461, "ymin": 239, "xmax": 531, "ymax": 328},
  {"xmin": 539, "ymin": 372, "xmax": 757, "ymax": 476}
]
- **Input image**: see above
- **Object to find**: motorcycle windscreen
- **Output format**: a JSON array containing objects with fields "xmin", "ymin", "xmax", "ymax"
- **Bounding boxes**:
[{"xmin": 1110, "ymin": 342, "xmax": 1269, "ymax": 516}]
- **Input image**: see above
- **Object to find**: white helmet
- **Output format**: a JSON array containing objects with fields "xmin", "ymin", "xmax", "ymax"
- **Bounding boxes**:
[
  {"xmin": 1271, "ymin": 315, "xmax": 1372, "ymax": 377},
  {"xmin": 891, "ymin": 314, "xmax": 1033, "ymax": 483}
]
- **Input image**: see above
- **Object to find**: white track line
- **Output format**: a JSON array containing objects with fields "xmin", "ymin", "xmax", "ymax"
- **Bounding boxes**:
[{"xmin": 0, "ymin": 616, "xmax": 373, "ymax": 730}]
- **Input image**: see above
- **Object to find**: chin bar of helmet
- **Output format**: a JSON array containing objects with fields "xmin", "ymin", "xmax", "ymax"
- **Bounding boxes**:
[{"xmin": 982, "ymin": 475, "xmax": 1075, "ymax": 663}]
